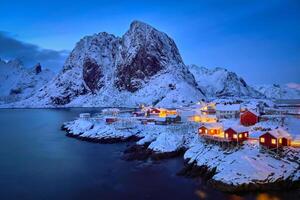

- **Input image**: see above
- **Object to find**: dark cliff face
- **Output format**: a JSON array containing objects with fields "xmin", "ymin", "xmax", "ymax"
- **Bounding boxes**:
[
  {"xmin": 114, "ymin": 21, "xmax": 184, "ymax": 92},
  {"xmin": 83, "ymin": 58, "xmax": 104, "ymax": 93},
  {"xmin": 35, "ymin": 63, "xmax": 42, "ymax": 74},
  {"xmin": 115, "ymin": 47, "xmax": 164, "ymax": 92}
]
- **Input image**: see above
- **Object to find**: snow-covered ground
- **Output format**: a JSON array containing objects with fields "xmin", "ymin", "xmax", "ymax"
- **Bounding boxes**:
[
  {"xmin": 185, "ymin": 138, "xmax": 300, "ymax": 186},
  {"xmin": 62, "ymin": 111, "xmax": 300, "ymax": 191}
]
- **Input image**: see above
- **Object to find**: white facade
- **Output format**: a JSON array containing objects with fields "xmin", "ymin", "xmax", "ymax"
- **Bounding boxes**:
[{"xmin": 216, "ymin": 104, "xmax": 240, "ymax": 119}]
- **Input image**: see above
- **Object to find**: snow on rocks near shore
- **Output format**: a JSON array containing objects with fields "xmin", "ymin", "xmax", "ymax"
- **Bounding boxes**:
[
  {"xmin": 184, "ymin": 138, "xmax": 300, "ymax": 191},
  {"xmin": 62, "ymin": 116, "xmax": 299, "ymax": 191}
]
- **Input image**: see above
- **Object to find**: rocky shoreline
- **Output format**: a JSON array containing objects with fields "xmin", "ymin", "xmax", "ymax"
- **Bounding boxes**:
[
  {"xmin": 61, "ymin": 123, "xmax": 141, "ymax": 143},
  {"xmin": 61, "ymin": 119, "xmax": 300, "ymax": 193},
  {"xmin": 178, "ymin": 159, "xmax": 300, "ymax": 193}
]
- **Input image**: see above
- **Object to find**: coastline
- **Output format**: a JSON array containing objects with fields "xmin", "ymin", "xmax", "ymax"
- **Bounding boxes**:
[{"xmin": 61, "ymin": 118, "xmax": 300, "ymax": 193}]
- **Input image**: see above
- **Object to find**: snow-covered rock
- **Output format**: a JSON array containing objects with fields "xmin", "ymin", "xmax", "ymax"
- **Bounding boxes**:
[
  {"xmin": 184, "ymin": 139, "xmax": 300, "ymax": 190},
  {"xmin": 254, "ymin": 84, "xmax": 300, "ymax": 99},
  {"xmin": 188, "ymin": 64, "xmax": 263, "ymax": 98},
  {"xmin": 61, "ymin": 114, "xmax": 300, "ymax": 192},
  {"xmin": 0, "ymin": 58, "xmax": 54, "ymax": 104},
  {"xmin": 9, "ymin": 21, "xmax": 205, "ymax": 108}
]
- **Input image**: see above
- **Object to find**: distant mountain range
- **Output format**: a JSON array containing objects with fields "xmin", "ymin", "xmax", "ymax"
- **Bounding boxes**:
[
  {"xmin": 0, "ymin": 21, "xmax": 299, "ymax": 108},
  {"xmin": 0, "ymin": 59, "xmax": 54, "ymax": 105}
]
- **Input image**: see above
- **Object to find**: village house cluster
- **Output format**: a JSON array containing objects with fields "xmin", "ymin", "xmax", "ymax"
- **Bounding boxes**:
[{"xmin": 79, "ymin": 100, "xmax": 300, "ymax": 152}]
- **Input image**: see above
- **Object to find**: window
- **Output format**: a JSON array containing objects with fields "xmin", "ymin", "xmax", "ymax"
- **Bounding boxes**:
[
  {"xmin": 205, "ymin": 129, "xmax": 207, "ymax": 134},
  {"xmin": 279, "ymin": 138, "xmax": 282, "ymax": 144},
  {"xmin": 239, "ymin": 134, "xmax": 242, "ymax": 138},
  {"xmin": 233, "ymin": 134, "xmax": 237, "ymax": 139},
  {"xmin": 225, "ymin": 133, "xmax": 228, "ymax": 138},
  {"xmin": 271, "ymin": 139, "xmax": 276, "ymax": 144},
  {"xmin": 260, "ymin": 137, "xmax": 265, "ymax": 143},
  {"xmin": 244, "ymin": 133, "xmax": 248, "ymax": 137}
]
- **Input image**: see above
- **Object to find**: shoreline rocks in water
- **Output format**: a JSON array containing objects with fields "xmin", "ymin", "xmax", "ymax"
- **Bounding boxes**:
[{"xmin": 61, "ymin": 118, "xmax": 300, "ymax": 193}]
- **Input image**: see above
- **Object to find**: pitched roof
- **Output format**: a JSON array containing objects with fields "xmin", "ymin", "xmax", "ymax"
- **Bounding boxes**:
[
  {"xmin": 226, "ymin": 125, "xmax": 248, "ymax": 133},
  {"xmin": 243, "ymin": 109, "xmax": 259, "ymax": 117},
  {"xmin": 266, "ymin": 128, "xmax": 292, "ymax": 139},
  {"xmin": 200, "ymin": 122, "xmax": 223, "ymax": 129}
]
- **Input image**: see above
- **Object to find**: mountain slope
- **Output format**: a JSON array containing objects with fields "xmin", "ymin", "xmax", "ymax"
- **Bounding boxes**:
[
  {"xmin": 0, "ymin": 59, "xmax": 54, "ymax": 104},
  {"xmin": 254, "ymin": 84, "xmax": 300, "ymax": 99},
  {"xmin": 187, "ymin": 64, "xmax": 262, "ymax": 98},
  {"xmin": 10, "ymin": 21, "xmax": 205, "ymax": 108}
]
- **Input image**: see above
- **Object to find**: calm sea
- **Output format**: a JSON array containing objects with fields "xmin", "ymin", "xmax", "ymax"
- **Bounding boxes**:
[{"xmin": 0, "ymin": 109, "xmax": 298, "ymax": 200}]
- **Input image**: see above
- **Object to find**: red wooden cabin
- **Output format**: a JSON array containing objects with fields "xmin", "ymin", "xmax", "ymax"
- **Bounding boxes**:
[
  {"xmin": 224, "ymin": 126, "xmax": 249, "ymax": 142},
  {"xmin": 259, "ymin": 129, "xmax": 292, "ymax": 149},
  {"xmin": 198, "ymin": 123, "xmax": 222, "ymax": 136},
  {"xmin": 132, "ymin": 111, "xmax": 144, "ymax": 117},
  {"xmin": 150, "ymin": 108, "xmax": 160, "ymax": 114},
  {"xmin": 105, "ymin": 117, "xmax": 117, "ymax": 124},
  {"xmin": 240, "ymin": 110, "xmax": 259, "ymax": 126}
]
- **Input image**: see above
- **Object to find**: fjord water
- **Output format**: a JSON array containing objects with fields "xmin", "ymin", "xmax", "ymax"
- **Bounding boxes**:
[{"xmin": 0, "ymin": 109, "xmax": 297, "ymax": 200}]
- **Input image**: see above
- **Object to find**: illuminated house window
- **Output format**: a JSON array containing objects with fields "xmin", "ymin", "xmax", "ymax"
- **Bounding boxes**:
[
  {"xmin": 260, "ymin": 137, "xmax": 265, "ymax": 143},
  {"xmin": 279, "ymin": 138, "xmax": 282, "ymax": 144},
  {"xmin": 210, "ymin": 129, "xmax": 214, "ymax": 134},
  {"xmin": 271, "ymin": 139, "xmax": 276, "ymax": 144},
  {"xmin": 244, "ymin": 133, "xmax": 248, "ymax": 137},
  {"xmin": 239, "ymin": 134, "xmax": 242, "ymax": 138},
  {"xmin": 233, "ymin": 134, "xmax": 237, "ymax": 139},
  {"xmin": 225, "ymin": 133, "xmax": 228, "ymax": 138},
  {"xmin": 205, "ymin": 129, "xmax": 207, "ymax": 134}
]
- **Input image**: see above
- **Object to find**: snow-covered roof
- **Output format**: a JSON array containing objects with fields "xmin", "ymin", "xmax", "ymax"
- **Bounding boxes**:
[
  {"xmin": 226, "ymin": 125, "xmax": 248, "ymax": 133},
  {"xmin": 216, "ymin": 104, "xmax": 240, "ymax": 111},
  {"xmin": 265, "ymin": 128, "xmax": 292, "ymax": 139},
  {"xmin": 244, "ymin": 109, "xmax": 259, "ymax": 116},
  {"xmin": 199, "ymin": 122, "xmax": 223, "ymax": 129}
]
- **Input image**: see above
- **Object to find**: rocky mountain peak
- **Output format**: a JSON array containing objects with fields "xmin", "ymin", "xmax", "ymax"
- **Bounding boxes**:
[
  {"xmin": 7, "ymin": 59, "xmax": 23, "ymax": 68},
  {"xmin": 34, "ymin": 63, "xmax": 42, "ymax": 74},
  {"xmin": 115, "ymin": 21, "xmax": 185, "ymax": 92}
]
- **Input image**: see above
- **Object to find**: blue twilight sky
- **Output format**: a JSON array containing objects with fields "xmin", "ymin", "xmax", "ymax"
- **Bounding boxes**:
[{"xmin": 0, "ymin": 0, "xmax": 299, "ymax": 84}]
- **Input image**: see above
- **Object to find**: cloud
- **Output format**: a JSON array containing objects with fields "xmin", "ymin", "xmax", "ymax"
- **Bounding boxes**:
[
  {"xmin": 286, "ymin": 83, "xmax": 300, "ymax": 91},
  {"xmin": 0, "ymin": 31, "xmax": 68, "ymax": 71}
]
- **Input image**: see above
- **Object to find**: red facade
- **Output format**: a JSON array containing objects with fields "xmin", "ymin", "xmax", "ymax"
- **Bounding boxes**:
[
  {"xmin": 225, "ymin": 128, "xmax": 248, "ymax": 142},
  {"xmin": 106, "ymin": 118, "xmax": 117, "ymax": 124},
  {"xmin": 150, "ymin": 108, "xmax": 160, "ymax": 114},
  {"xmin": 198, "ymin": 126, "xmax": 219, "ymax": 135},
  {"xmin": 240, "ymin": 110, "xmax": 258, "ymax": 126},
  {"xmin": 259, "ymin": 132, "xmax": 291, "ymax": 149}
]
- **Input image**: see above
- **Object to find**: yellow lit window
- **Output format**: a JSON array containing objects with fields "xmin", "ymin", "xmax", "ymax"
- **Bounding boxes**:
[
  {"xmin": 205, "ymin": 129, "xmax": 207, "ymax": 134},
  {"xmin": 279, "ymin": 138, "xmax": 282, "ymax": 144},
  {"xmin": 239, "ymin": 134, "xmax": 242, "ymax": 138},
  {"xmin": 210, "ymin": 129, "xmax": 214, "ymax": 133},
  {"xmin": 271, "ymin": 139, "xmax": 276, "ymax": 144},
  {"xmin": 244, "ymin": 133, "xmax": 248, "ymax": 137},
  {"xmin": 260, "ymin": 137, "xmax": 265, "ymax": 143},
  {"xmin": 233, "ymin": 134, "xmax": 237, "ymax": 139},
  {"xmin": 225, "ymin": 133, "xmax": 229, "ymax": 138}
]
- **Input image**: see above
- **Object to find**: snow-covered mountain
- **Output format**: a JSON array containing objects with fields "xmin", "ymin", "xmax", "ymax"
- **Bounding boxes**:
[
  {"xmin": 254, "ymin": 84, "xmax": 300, "ymax": 99},
  {"xmin": 187, "ymin": 64, "xmax": 262, "ymax": 98},
  {"xmin": 0, "ymin": 59, "xmax": 54, "ymax": 104},
  {"xmin": 11, "ymin": 21, "xmax": 205, "ymax": 108}
]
